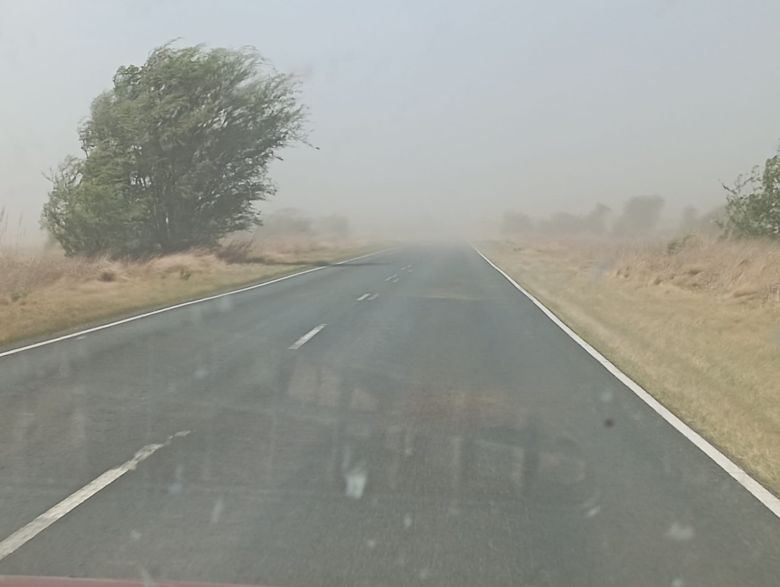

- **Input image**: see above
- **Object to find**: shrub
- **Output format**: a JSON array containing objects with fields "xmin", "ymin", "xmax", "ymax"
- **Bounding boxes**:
[{"xmin": 724, "ymin": 153, "xmax": 780, "ymax": 239}]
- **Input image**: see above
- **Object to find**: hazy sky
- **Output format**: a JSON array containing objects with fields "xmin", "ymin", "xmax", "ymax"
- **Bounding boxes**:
[{"xmin": 2, "ymin": 0, "xmax": 780, "ymax": 241}]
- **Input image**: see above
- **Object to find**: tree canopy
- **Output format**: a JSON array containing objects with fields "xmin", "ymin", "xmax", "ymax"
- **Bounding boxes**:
[{"xmin": 42, "ymin": 44, "xmax": 306, "ymax": 256}]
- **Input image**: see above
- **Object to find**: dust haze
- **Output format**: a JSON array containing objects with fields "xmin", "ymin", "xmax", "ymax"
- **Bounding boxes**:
[{"xmin": 2, "ymin": 0, "xmax": 780, "ymax": 246}]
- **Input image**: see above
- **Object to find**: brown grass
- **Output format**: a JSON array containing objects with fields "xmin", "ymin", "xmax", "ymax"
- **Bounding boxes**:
[
  {"xmin": 482, "ymin": 235, "xmax": 780, "ymax": 495},
  {"xmin": 0, "ymin": 238, "xmax": 377, "ymax": 349}
]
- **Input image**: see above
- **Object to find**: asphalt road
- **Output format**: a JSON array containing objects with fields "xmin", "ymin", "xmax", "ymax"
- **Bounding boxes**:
[{"xmin": 0, "ymin": 245, "xmax": 778, "ymax": 587}]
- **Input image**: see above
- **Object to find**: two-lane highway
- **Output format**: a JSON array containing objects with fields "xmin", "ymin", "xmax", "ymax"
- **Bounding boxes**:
[{"xmin": 1, "ymin": 245, "xmax": 779, "ymax": 586}]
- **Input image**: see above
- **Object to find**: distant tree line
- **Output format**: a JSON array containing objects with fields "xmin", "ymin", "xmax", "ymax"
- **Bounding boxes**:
[
  {"xmin": 503, "ymin": 145, "xmax": 780, "ymax": 241},
  {"xmin": 253, "ymin": 208, "xmax": 351, "ymax": 240},
  {"xmin": 501, "ymin": 196, "xmax": 669, "ymax": 238}
]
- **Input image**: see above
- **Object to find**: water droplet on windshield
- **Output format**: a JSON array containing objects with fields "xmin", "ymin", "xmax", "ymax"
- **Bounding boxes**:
[
  {"xmin": 585, "ymin": 505, "xmax": 601, "ymax": 518},
  {"xmin": 168, "ymin": 464, "xmax": 185, "ymax": 496},
  {"xmin": 345, "ymin": 463, "xmax": 367, "ymax": 499},
  {"xmin": 210, "ymin": 496, "xmax": 224, "ymax": 523},
  {"xmin": 665, "ymin": 522, "xmax": 695, "ymax": 541}
]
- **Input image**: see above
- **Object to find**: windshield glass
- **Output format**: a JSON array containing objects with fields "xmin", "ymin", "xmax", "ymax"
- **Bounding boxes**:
[{"xmin": 1, "ymin": 2, "xmax": 780, "ymax": 586}]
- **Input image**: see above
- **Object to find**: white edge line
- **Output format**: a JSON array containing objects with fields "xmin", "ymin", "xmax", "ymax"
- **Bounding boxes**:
[
  {"xmin": 288, "ymin": 324, "xmax": 327, "ymax": 350},
  {"xmin": 0, "ymin": 248, "xmax": 393, "ymax": 360},
  {"xmin": 473, "ymin": 245, "xmax": 780, "ymax": 519},
  {"xmin": 0, "ymin": 430, "xmax": 190, "ymax": 561}
]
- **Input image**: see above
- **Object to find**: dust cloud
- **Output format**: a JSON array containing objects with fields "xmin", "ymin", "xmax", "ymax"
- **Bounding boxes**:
[{"xmin": 2, "ymin": 1, "xmax": 780, "ymax": 246}]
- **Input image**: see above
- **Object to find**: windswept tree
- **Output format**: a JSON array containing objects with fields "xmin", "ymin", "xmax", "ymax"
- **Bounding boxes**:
[{"xmin": 42, "ymin": 44, "xmax": 306, "ymax": 256}]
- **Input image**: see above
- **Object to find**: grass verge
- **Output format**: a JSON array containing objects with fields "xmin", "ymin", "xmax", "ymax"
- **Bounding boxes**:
[
  {"xmin": 0, "ymin": 240, "xmax": 380, "ymax": 351},
  {"xmin": 481, "ymin": 237, "xmax": 780, "ymax": 496}
]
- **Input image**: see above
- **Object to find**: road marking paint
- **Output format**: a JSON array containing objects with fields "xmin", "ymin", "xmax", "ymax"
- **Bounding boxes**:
[
  {"xmin": 0, "ymin": 249, "xmax": 393, "ymax": 361},
  {"xmin": 288, "ymin": 324, "xmax": 327, "ymax": 350},
  {"xmin": 401, "ymin": 264, "xmax": 413, "ymax": 271},
  {"xmin": 385, "ymin": 274, "xmax": 398, "ymax": 282},
  {"xmin": 473, "ymin": 246, "xmax": 780, "ymax": 519},
  {"xmin": 391, "ymin": 276, "xmax": 400, "ymax": 283},
  {"xmin": 367, "ymin": 293, "xmax": 379, "ymax": 301},
  {"xmin": 0, "ymin": 430, "xmax": 190, "ymax": 561},
  {"xmin": 357, "ymin": 293, "xmax": 371, "ymax": 301}
]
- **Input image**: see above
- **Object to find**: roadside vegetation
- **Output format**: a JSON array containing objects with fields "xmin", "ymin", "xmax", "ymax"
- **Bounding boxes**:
[
  {"xmin": 43, "ymin": 43, "xmax": 306, "ymax": 257},
  {"xmin": 0, "ymin": 43, "xmax": 376, "ymax": 348},
  {"xmin": 489, "ymin": 147, "xmax": 780, "ymax": 496},
  {"xmin": 0, "ymin": 229, "xmax": 373, "ymax": 349}
]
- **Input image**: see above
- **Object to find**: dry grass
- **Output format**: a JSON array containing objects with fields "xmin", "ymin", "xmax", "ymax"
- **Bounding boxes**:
[
  {"xmin": 0, "ymin": 238, "xmax": 377, "ymax": 349},
  {"xmin": 568, "ymin": 235, "xmax": 780, "ymax": 300},
  {"xmin": 482, "ymin": 235, "xmax": 780, "ymax": 495}
]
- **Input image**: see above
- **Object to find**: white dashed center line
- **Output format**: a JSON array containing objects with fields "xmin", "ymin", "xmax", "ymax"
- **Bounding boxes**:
[
  {"xmin": 288, "ymin": 324, "xmax": 327, "ymax": 350},
  {"xmin": 357, "ymin": 293, "xmax": 371, "ymax": 301},
  {"xmin": 367, "ymin": 293, "xmax": 379, "ymax": 301},
  {"xmin": 385, "ymin": 274, "xmax": 398, "ymax": 282}
]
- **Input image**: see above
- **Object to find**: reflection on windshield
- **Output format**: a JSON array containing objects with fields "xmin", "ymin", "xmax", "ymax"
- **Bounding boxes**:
[{"xmin": 276, "ymin": 353, "xmax": 594, "ymax": 509}]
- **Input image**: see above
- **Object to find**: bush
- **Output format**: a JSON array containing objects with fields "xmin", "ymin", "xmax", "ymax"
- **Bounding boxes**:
[{"xmin": 724, "ymin": 153, "xmax": 780, "ymax": 239}]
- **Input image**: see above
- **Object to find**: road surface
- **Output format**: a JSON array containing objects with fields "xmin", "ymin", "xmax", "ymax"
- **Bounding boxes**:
[{"xmin": 0, "ymin": 245, "xmax": 778, "ymax": 586}]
